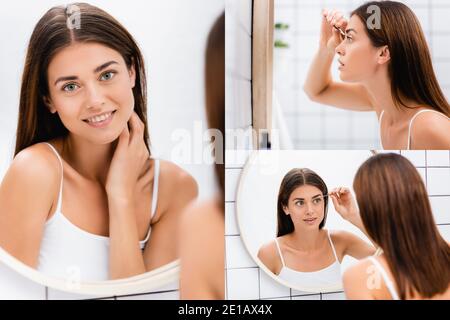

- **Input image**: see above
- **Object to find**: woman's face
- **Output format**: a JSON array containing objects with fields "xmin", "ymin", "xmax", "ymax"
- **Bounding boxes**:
[
  {"xmin": 283, "ymin": 184, "xmax": 325, "ymax": 229},
  {"xmin": 46, "ymin": 42, "xmax": 136, "ymax": 144},
  {"xmin": 335, "ymin": 15, "xmax": 382, "ymax": 82}
]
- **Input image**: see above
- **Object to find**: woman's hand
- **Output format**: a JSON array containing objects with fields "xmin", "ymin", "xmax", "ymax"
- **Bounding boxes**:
[
  {"xmin": 105, "ymin": 111, "xmax": 149, "ymax": 201},
  {"xmin": 320, "ymin": 9, "xmax": 348, "ymax": 52},
  {"xmin": 329, "ymin": 187, "xmax": 360, "ymax": 224}
]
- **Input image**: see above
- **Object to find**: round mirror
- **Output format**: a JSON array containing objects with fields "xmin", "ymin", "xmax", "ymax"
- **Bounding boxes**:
[
  {"xmin": 0, "ymin": 0, "xmax": 222, "ymax": 297},
  {"xmin": 236, "ymin": 150, "xmax": 377, "ymax": 293}
]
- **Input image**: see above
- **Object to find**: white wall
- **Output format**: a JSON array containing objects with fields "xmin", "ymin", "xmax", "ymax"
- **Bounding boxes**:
[
  {"xmin": 273, "ymin": 0, "xmax": 450, "ymax": 149},
  {"xmin": 225, "ymin": 150, "xmax": 450, "ymax": 300},
  {"xmin": 225, "ymin": 0, "xmax": 253, "ymax": 151},
  {"xmin": 0, "ymin": 0, "xmax": 224, "ymax": 300}
]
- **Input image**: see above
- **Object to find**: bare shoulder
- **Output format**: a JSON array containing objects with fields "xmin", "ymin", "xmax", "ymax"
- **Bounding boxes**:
[
  {"xmin": 0, "ymin": 143, "xmax": 61, "ymax": 266},
  {"xmin": 180, "ymin": 198, "xmax": 223, "ymax": 232},
  {"xmin": 257, "ymin": 239, "xmax": 280, "ymax": 274},
  {"xmin": 411, "ymin": 111, "xmax": 450, "ymax": 149},
  {"xmin": 342, "ymin": 258, "xmax": 375, "ymax": 299},
  {"xmin": 154, "ymin": 159, "xmax": 198, "ymax": 220},
  {"xmin": 329, "ymin": 229, "xmax": 358, "ymax": 248},
  {"xmin": 3, "ymin": 143, "xmax": 60, "ymax": 192},
  {"xmin": 158, "ymin": 159, "xmax": 198, "ymax": 196}
]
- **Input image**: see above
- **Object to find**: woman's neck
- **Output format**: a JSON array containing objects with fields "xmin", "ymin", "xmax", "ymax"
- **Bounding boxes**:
[
  {"xmin": 363, "ymin": 68, "xmax": 422, "ymax": 124},
  {"xmin": 60, "ymin": 134, "xmax": 117, "ymax": 186},
  {"xmin": 286, "ymin": 228, "xmax": 325, "ymax": 252}
]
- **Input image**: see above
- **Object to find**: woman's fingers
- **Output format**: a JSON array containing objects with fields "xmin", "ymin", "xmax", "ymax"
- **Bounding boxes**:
[
  {"xmin": 128, "ymin": 111, "xmax": 145, "ymax": 145},
  {"xmin": 335, "ymin": 16, "xmax": 348, "ymax": 29},
  {"xmin": 330, "ymin": 193, "xmax": 339, "ymax": 208}
]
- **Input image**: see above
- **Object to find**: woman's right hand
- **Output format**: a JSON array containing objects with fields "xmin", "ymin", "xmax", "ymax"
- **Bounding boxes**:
[
  {"xmin": 320, "ymin": 9, "xmax": 348, "ymax": 52},
  {"xmin": 105, "ymin": 111, "xmax": 150, "ymax": 203},
  {"xmin": 329, "ymin": 187, "xmax": 360, "ymax": 224}
]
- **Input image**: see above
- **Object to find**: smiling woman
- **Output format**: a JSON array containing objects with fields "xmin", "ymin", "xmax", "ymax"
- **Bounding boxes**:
[{"xmin": 0, "ymin": 2, "xmax": 198, "ymax": 283}]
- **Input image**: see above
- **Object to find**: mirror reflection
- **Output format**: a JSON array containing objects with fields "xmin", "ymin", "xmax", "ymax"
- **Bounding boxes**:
[
  {"xmin": 0, "ymin": 1, "xmax": 216, "ymax": 287},
  {"xmin": 237, "ymin": 151, "xmax": 377, "ymax": 292}
]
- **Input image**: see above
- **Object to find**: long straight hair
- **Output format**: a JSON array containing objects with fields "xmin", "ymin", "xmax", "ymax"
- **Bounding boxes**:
[
  {"xmin": 277, "ymin": 168, "xmax": 328, "ymax": 237},
  {"xmin": 205, "ymin": 13, "xmax": 225, "ymax": 200},
  {"xmin": 353, "ymin": 153, "xmax": 450, "ymax": 299},
  {"xmin": 352, "ymin": 1, "xmax": 450, "ymax": 116},
  {"xmin": 15, "ymin": 2, "xmax": 150, "ymax": 156}
]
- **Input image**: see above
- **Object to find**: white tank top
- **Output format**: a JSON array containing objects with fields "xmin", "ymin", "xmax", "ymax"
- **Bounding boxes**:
[
  {"xmin": 368, "ymin": 256, "xmax": 400, "ymax": 300},
  {"xmin": 36, "ymin": 142, "xmax": 160, "ymax": 281},
  {"xmin": 379, "ymin": 109, "xmax": 449, "ymax": 149},
  {"xmin": 274, "ymin": 230, "xmax": 342, "ymax": 290}
]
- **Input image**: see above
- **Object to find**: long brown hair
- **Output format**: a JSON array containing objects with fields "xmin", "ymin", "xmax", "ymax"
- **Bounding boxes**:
[
  {"xmin": 205, "ymin": 12, "xmax": 224, "ymax": 200},
  {"xmin": 15, "ymin": 2, "xmax": 149, "ymax": 156},
  {"xmin": 352, "ymin": 1, "xmax": 450, "ymax": 116},
  {"xmin": 353, "ymin": 153, "xmax": 450, "ymax": 299},
  {"xmin": 277, "ymin": 168, "xmax": 328, "ymax": 237}
]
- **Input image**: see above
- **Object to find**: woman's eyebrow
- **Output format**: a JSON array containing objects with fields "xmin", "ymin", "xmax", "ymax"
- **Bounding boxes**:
[
  {"xmin": 346, "ymin": 28, "xmax": 357, "ymax": 35},
  {"xmin": 54, "ymin": 61, "xmax": 119, "ymax": 86},
  {"xmin": 293, "ymin": 194, "xmax": 323, "ymax": 201},
  {"xmin": 94, "ymin": 60, "xmax": 118, "ymax": 73}
]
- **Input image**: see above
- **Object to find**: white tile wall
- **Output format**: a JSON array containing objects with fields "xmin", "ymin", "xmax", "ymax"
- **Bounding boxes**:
[
  {"xmin": 225, "ymin": 150, "xmax": 450, "ymax": 300},
  {"xmin": 272, "ymin": 0, "xmax": 450, "ymax": 149},
  {"xmin": 225, "ymin": 0, "xmax": 253, "ymax": 151}
]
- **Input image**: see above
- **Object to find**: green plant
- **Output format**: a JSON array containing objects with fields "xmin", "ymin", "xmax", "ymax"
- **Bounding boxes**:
[
  {"xmin": 275, "ymin": 22, "xmax": 289, "ymax": 30},
  {"xmin": 274, "ymin": 40, "xmax": 289, "ymax": 48}
]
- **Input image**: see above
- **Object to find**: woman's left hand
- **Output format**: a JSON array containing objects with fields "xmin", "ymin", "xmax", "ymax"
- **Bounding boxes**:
[{"xmin": 329, "ymin": 187, "xmax": 360, "ymax": 224}]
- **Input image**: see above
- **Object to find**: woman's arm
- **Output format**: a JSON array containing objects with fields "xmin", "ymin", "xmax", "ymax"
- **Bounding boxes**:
[
  {"xmin": 0, "ymin": 145, "xmax": 58, "ymax": 267},
  {"xmin": 105, "ymin": 112, "xmax": 154, "ymax": 279},
  {"xmin": 257, "ymin": 241, "xmax": 280, "ymax": 275},
  {"xmin": 108, "ymin": 197, "xmax": 146, "ymax": 279},
  {"xmin": 334, "ymin": 230, "xmax": 376, "ymax": 259},
  {"xmin": 330, "ymin": 187, "xmax": 378, "ymax": 257},
  {"xmin": 303, "ymin": 9, "xmax": 373, "ymax": 111},
  {"xmin": 179, "ymin": 198, "xmax": 224, "ymax": 300},
  {"xmin": 142, "ymin": 162, "xmax": 198, "ymax": 271}
]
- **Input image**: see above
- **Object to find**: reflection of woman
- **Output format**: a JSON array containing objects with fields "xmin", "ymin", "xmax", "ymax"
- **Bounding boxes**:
[
  {"xmin": 179, "ymin": 12, "xmax": 225, "ymax": 300},
  {"xmin": 343, "ymin": 153, "xmax": 450, "ymax": 300},
  {"xmin": 303, "ymin": 1, "xmax": 450, "ymax": 149},
  {"xmin": 0, "ymin": 3, "xmax": 198, "ymax": 281},
  {"xmin": 257, "ymin": 168, "xmax": 375, "ymax": 290}
]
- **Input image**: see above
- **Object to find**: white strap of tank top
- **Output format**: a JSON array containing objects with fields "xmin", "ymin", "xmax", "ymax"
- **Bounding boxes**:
[
  {"xmin": 378, "ymin": 110, "xmax": 385, "ymax": 149},
  {"xmin": 151, "ymin": 158, "xmax": 160, "ymax": 217},
  {"xmin": 142, "ymin": 158, "xmax": 160, "ymax": 243},
  {"xmin": 274, "ymin": 238, "xmax": 286, "ymax": 267},
  {"xmin": 368, "ymin": 256, "xmax": 400, "ymax": 300},
  {"xmin": 407, "ymin": 110, "xmax": 449, "ymax": 150},
  {"xmin": 44, "ymin": 143, "xmax": 64, "ymax": 213},
  {"xmin": 326, "ymin": 230, "xmax": 339, "ymax": 262}
]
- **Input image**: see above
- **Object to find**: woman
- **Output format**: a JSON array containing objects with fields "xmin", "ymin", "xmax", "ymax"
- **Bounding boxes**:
[
  {"xmin": 179, "ymin": 12, "xmax": 225, "ymax": 300},
  {"xmin": 0, "ymin": 3, "xmax": 198, "ymax": 281},
  {"xmin": 303, "ymin": 1, "xmax": 450, "ymax": 149},
  {"xmin": 257, "ymin": 168, "xmax": 375, "ymax": 291},
  {"xmin": 343, "ymin": 153, "xmax": 450, "ymax": 300}
]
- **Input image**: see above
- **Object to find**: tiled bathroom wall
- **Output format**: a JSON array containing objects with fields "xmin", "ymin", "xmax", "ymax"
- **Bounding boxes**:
[
  {"xmin": 226, "ymin": 0, "xmax": 254, "ymax": 151},
  {"xmin": 225, "ymin": 150, "xmax": 450, "ymax": 300},
  {"xmin": 273, "ymin": 0, "xmax": 450, "ymax": 149}
]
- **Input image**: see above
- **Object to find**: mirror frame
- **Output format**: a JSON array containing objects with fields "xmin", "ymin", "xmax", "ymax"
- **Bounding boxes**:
[
  {"xmin": 252, "ymin": 0, "xmax": 274, "ymax": 149},
  {"xmin": 236, "ymin": 150, "xmax": 378, "ymax": 293},
  {"xmin": 0, "ymin": 246, "xmax": 179, "ymax": 297}
]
